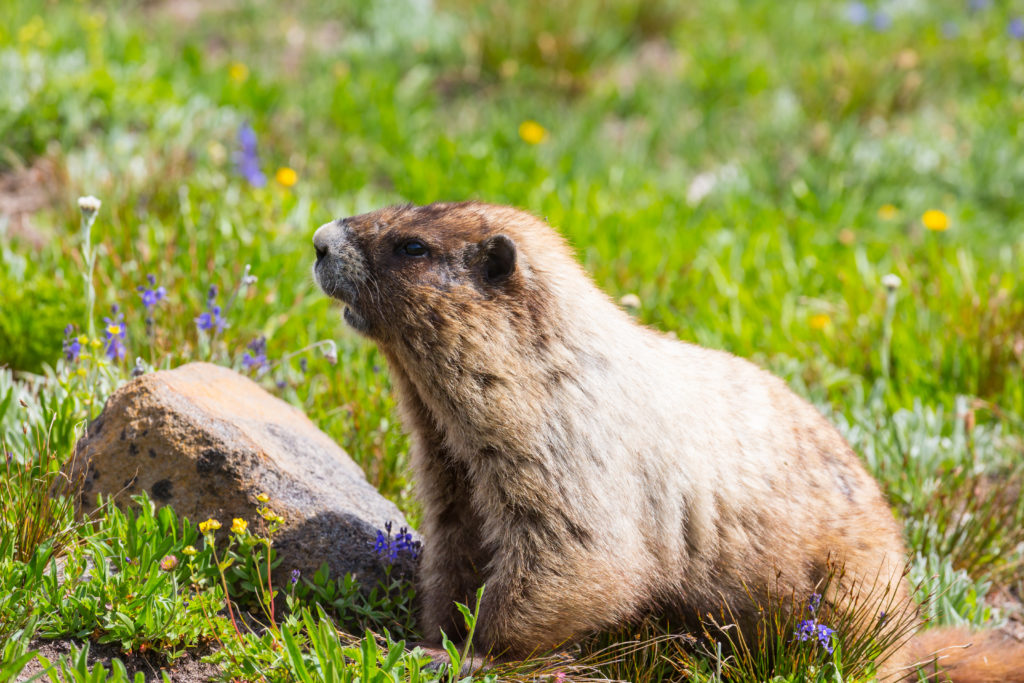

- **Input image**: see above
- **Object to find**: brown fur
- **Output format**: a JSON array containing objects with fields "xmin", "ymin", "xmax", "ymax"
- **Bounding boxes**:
[{"xmin": 312, "ymin": 201, "xmax": 1024, "ymax": 680}]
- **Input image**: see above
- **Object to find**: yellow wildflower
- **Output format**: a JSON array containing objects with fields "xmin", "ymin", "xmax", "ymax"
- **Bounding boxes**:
[
  {"xmin": 809, "ymin": 314, "xmax": 831, "ymax": 331},
  {"xmin": 90, "ymin": 338, "xmax": 102, "ymax": 349},
  {"xmin": 256, "ymin": 493, "xmax": 270, "ymax": 503},
  {"xmin": 199, "ymin": 518, "xmax": 221, "ymax": 534},
  {"xmin": 77, "ymin": 334, "xmax": 89, "ymax": 345},
  {"xmin": 207, "ymin": 141, "xmax": 227, "ymax": 165},
  {"xmin": 18, "ymin": 17, "xmax": 43, "ymax": 44},
  {"xmin": 106, "ymin": 324, "xmax": 122, "ymax": 336},
  {"xmin": 518, "ymin": 120, "xmax": 547, "ymax": 145},
  {"xmin": 228, "ymin": 61, "xmax": 249, "ymax": 83},
  {"xmin": 82, "ymin": 12, "xmax": 106, "ymax": 32},
  {"xmin": 159, "ymin": 555, "xmax": 179, "ymax": 571},
  {"xmin": 275, "ymin": 167, "xmax": 298, "ymax": 187},
  {"xmin": 922, "ymin": 209, "xmax": 950, "ymax": 231},
  {"xmin": 877, "ymin": 204, "xmax": 898, "ymax": 220},
  {"xmin": 75, "ymin": 367, "xmax": 88, "ymax": 377},
  {"xmin": 182, "ymin": 545, "xmax": 198, "ymax": 556},
  {"xmin": 500, "ymin": 59, "xmax": 519, "ymax": 79},
  {"xmin": 231, "ymin": 518, "xmax": 248, "ymax": 535}
]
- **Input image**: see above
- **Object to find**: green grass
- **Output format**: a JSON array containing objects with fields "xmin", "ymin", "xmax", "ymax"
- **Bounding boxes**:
[{"xmin": 1, "ymin": 0, "xmax": 1023, "ymax": 679}]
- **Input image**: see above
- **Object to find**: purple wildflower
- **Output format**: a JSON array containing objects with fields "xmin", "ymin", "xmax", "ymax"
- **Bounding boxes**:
[
  {"xmin": 394, "ymin": 526, "xmax": 421, "ymax": 560},
  {"xmin": 816, "ymin": 624, "xmax": 835, "ymax": 652},
  {"xmin": 1010, "ymin": 18, "xmax": 1024, "ymax": 40},
  {"xmin": 374, "ymin": 529, "xmax": 397, "ymax": 563},
  {"xmin": 969, "ymin": 0, "xmax": 990, "ymax": 12},
  {"xmin": 241, "ymin": 336, "xmax": 269, "ymax": 374},
  {"xmin": 872, "ymin": 11, "xmax": 891, "ymax": 31},
  {"xmin": 195, "ymin": 286, "xmax": 227, "ymax": 333},
  {"xmin": 235, "ymin": 122, "xmax": 266, "ymax": 188},
  {"xmin": 63, "ymin": 325, "xmax": 82, "ymax": 362},
  {"xmin": 299, "ymin": 357, "xmax": 308, "ymax": 374},
  {"xmin": 195, "ymin": 307, "xmax": 225, "ymax": 332},
  {"xmin": 795, "ymin": 593, "xmax": 835, "ymax": 655},
  {"xmin": 942, "ymin": 21, "xmax": 960, "ymax": 38},
  {"xmin": 137, "ymin": 275, "xmax": 166, "ymax": 309},
  {"xmin": 795, "ymin": 619, "xmax": 835, "ymax": 654},
  {"xmin": 845, "ymin": 1, "xmax": 869, "ymax": 25},
  {"xmin": 290, "ymin": 569, "xmax": 301, "ymax": 585},
  {"xmin": 795, "ymin": 619, "xmax": 816, "ymax": 640},
  {"xmin": 103, "ymin": 307, "xmax": 127, "ymax": 361},
  {"xmin": 374, "ymin": 522, "xmax": 421, "ymax": 564}
]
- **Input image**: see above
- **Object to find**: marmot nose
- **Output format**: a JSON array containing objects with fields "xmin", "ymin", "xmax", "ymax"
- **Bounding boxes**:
[{"xmin": 312, "ymin": 228, "xmax": 330, "ymax": 263}]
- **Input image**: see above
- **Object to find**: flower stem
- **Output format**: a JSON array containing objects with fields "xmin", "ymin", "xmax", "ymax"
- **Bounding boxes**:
[
  {"xmin": 209, "ymin": 543, "xmax": 243, "ymax": 642},
  {"xmin": 266, "ymin": 540, "xmax": 277, "ymax": 633},
  {"xmin": 271, "ymin": 339, "xmax": 338, "ymax": 370},
  {"xmin": 881, "ymin": 286, "xmax": 898, "ymax": 383},
  {"xmin": 80, "ymin": 207, "xmax": 99, "ymax": 341}
]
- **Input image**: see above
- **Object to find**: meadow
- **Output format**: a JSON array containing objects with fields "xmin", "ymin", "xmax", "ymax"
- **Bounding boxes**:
[{"xmin": 1, "ymin": 0, "xmax": 1023, "ymax": 680}]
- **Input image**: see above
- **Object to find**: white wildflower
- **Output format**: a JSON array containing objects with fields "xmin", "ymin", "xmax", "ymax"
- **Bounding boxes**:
[
  {"xmin": 322, "ymin": 339, "xmax": 338, "ymax": 365},
  {"xmin": 881, "ymin": 274, "xmax": 901, "ymax": 291},
  {"xmin": 77, "ymin": 195, "xmax": 101, "ymax": 214},
  {"xmin": 619, "ymin": 293, "xmax": 642, "ymax": 309}
]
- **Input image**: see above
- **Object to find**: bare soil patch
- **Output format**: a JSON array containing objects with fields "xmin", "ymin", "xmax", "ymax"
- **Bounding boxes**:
[
  {"xmin": 0, "ymin": 156, "xmax": 65, "ymax": 249},
  {"xmin": 16, "ymin": 638, "xmax": 220, "ymax": 683}
]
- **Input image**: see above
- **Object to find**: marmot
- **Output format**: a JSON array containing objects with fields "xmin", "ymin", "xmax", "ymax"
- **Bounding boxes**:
[{"xmin": 313, "ymin": 201, "xmax": 1023, "ymax": 680}]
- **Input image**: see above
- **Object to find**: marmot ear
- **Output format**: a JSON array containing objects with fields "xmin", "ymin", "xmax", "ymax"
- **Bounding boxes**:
[{"xmin": 481, "ymin": 234, "xmax": 517, "ymax": 283}]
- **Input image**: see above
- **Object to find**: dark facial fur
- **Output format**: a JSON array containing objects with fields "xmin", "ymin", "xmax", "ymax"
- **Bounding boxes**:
[{"xmin": 313, "ymin": 203, "xmax": 519, "ymax": 344}]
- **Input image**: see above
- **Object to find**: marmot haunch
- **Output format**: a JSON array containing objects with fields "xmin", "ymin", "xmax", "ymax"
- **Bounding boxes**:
[{"xmin": 313, "ymin": 201, "xmax": 1024, "ymax": 681}]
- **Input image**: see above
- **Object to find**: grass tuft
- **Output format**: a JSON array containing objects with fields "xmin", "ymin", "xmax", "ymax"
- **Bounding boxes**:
[
  {"xmin": 0, "ymin": 428, "xmax": 83, "ymax": 564},
  {"xmin": 696, "ymin": 562, "xmax": 920, "ymax": 682}
]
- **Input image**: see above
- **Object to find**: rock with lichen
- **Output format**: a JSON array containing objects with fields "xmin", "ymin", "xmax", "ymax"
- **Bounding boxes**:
[{"xmin": 70, "ymin": 362, "xmax": 417, "ymax": 585}]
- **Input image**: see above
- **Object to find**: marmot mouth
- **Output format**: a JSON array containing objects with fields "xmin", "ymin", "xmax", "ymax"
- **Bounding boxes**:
[{"xmin": 343, "ymin": 305, "xmax": 370, "ymax": 334}]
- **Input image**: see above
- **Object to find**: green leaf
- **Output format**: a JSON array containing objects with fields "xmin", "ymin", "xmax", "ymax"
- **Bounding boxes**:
[
  {"xmin": 282, "ymin": 625, "xmax": 314, "ymax": 683},
  {"xmin": 381, "ymin": 640, "xmax": 404, "ymax": 672}
]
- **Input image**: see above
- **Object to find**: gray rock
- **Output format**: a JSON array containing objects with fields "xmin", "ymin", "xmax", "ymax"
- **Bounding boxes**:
[{"xmin": 71, "ymin": 362, "xmax": 417, "ymax": 585}]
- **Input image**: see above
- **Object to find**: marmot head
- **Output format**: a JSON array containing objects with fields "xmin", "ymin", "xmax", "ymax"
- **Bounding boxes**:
[{"xmin": 312, "ymin": 202, "xmax": 544, "ymax": 345}]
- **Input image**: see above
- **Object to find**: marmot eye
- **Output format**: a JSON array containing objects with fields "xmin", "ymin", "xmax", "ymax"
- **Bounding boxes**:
[{"xmin": 400, "ymin": 240, "xmax": 428, "ymax": 257}]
